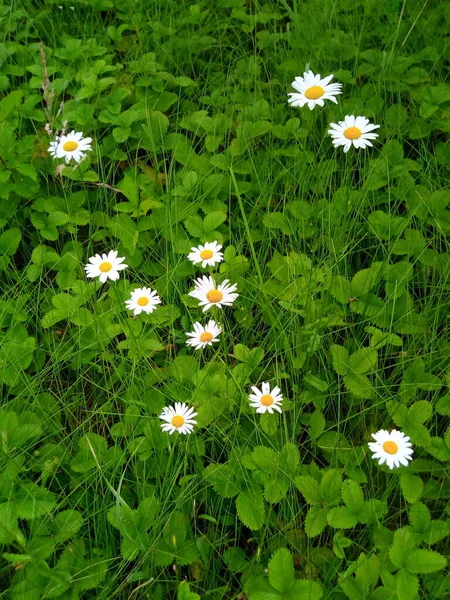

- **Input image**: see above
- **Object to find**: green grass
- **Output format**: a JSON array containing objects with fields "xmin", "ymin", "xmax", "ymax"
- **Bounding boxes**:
[{"xmin": 1, "ymin": 0, "xmax": 450, "ymax": 598}]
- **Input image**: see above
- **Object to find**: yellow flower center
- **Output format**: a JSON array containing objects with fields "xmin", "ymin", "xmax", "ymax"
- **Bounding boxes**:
[
  {"xmin": 260, "ymin": 394, "xmax": 274, "ymax": 406},
  {"xmin": 171, "ymin": 415, "xmax": 185, "ymax": 428},
  {"xmin": 344, "ymin": 127, "xmax": 362, "ymax": 140},
  {"xmin": 383, "ymin": 441, "xmax": 399, "ymax": 455},
  {"xmin": 63, "ymin": 141, "xmax": 79, "ymax": 152},
  {"xmin": 200, "ymin": 249, "xmax": 214, "ymax": 260},
  {"xmin": 200, "ymin": 332, "xmax": 214, "ymax": 342},
  {"xmin": 304, "ymin": 85, "xmax": 325, "ymax": 100},
  {"xmin": 206, "ymin": 289, "xmax": 223, "ymax": 303},
  {"xmin": 99, "ymin": 261, "xmax": 112, "ymax": 273},
  {"xmin": 137, "ymin": 296, "xmax": 149, "ymax": 306}
]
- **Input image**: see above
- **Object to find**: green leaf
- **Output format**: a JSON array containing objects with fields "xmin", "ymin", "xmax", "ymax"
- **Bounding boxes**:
[
  {"xmin": 268, "ymin": 548, "xmax": 295, "ymax": 593},
  {"xmin": 236, "ymin": 488, "xmax": 265, "ymax": 530},
  {"xmin": 0, "ymin": 228, "xmax": 21, "ymax": 256},
  {"xmin": 327, "ymin": 506, "xmax": 358, "ymax": 529},
  {"xmin": 348, "ymin": 348, "xmax": 378, "ymax": 375},
  {"xmin": 295, "ymin": 476, "xmax": 321, "ymax": 505},
  {"xmin": 342, "ymin": 480, "xmax": 365, "ymax": 515},
  {"xmin": 344, "ymin": 372, "xmax": 374, "ymax": 399},
  {"xmin": 400, "ymin": 474, "xmax": 423, "ymax": 504},
  {"xmin": 52, "ymin": 510, "xmax": 83, "ymax": 543},
  {"xmin": 330, "ymin": 345, "xmax": 350, "ymax": 376},
  {"xmin": 389, "ymin": 528, "xmax": 417, "ymax": 569},
  {"xmin": 396, "ymin": 569, "xmax": 419, "ymax": 600},
  {"xmin": 287, "ymin": 580, "xmax": 323, "ymax": 600},
  {"xmin": 405, "ymin": 549, "xmax": 446, "ymax": 573},
  {"xmin": 320, "ymin": 469, "xmax": 342, "ymax": 506},
  {"xmin": 351, "ymin": 267, "xmax": 381, "ymax": 296},
  {"xmin": 0, "ymin": 90, "xmax": 23, "ymax": 121},
  {"xmin": 304, "ymin": 505, "xmax": 328, "ymax": 537},
  {"xmin": 203, "ymin": 211, "xmax": 227, "ymax": 232}
]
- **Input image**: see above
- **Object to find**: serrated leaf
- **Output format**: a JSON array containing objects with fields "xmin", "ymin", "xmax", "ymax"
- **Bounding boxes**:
[
  {"xmin": 0, "ymin": 228, "xmax": 21, "ymax": 256},
  {"xmin": 268, "ymin": 548, "xmax": 295, "ymax": 593},
  {"xmin": 295, "ymin": 475, "xmax": 321, "ymax": 505},
  {"xmin": 304, "ymin": 505, "xmax": 328, "ymax": 537},
  {"xmin": 396, "ymin": 569, "xmax": 419, "ymax": 600},
  {"xmin": 330, "ymin": 345, "xmax": 350, "ymax": 376},
  {"xmin": 342, "ymin": 480, "xmax": 365, "ymax": 515},
  {"xmin": 236, "ymin": 488, "xmax": 265, "ymax": 530},
  {"xmin": 348, "ymin": 348, "xmax": 378, "ymax": 375},
  {"xmin": 327, "ymin": 506, "xmax": 358, "ymax": 529},
  {"xmin": 405, "ymin": 549, "xmax": 446, "ymax": 573},
  {"xmin": 400, "ymin": 474, "xmax": 423, "ymax": 504}
]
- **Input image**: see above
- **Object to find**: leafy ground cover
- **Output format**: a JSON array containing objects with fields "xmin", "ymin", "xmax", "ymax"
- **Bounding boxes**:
[{"xmin": 1, "ymin": 0, "xmax": 450, "ymax": 598}]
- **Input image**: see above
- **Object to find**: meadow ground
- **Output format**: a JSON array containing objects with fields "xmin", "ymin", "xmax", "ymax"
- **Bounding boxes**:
[{"xmin": 1, "ymin": 0, "xmax": 450, "ymax": 598}]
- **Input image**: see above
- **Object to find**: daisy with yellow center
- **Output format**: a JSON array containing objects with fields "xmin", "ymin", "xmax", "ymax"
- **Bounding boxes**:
[
  {"xmin": 328, "ymin": 115, "xmax": 380, "ymax": 153},
  {"xmin": 188, "ymin": 241, "xmax": 224, "ymax": 268},
  {"xmin": 125, "ymin": 286, "xmax": 162, "ymax": 316},
  {"xmin": 48, "ymin": 130, "xmax": 92, "ymax": 163},
  {"xmin": 159, "ymin": 402, "xmax": 197, "ymax": 435},
  {"xmin": 186, "ymin": 320, "xmax": 222, "ymax": 350},
  {"xmin": 368, "ymin": 429, "xmax": 413, "ymax": 469},
  {"xmin": 288, "ymin": 70, "xmax": 342, "ymax": 110},
  {"xmin": 84, "ymin": 250, "xmax": 128, "ymax": 283},
  {"xmin": 249, "ymin": 382, "xmax": 283, "ymax": 415},
  {"xmin": 188, "ymin": 275, "xmax": 238, "ymax": 312}
]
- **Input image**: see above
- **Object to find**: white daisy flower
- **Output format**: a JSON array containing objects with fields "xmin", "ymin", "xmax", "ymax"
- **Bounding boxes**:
[
  {"xmin": 328, "ymin": 115, "xmax": 380, "ymax": 153},
  {"xmin": 288, "ymin": 70, "xmax": 342, "ymax": 110},
  {"xmin": 159, "ymin": 402, "xmax": 197, "ymax": 435},
  {"xmin": 188, "ymin": 275, "xmax": 238, "ymax": 312},
  {"xmin": 187, "ymin": 241, "xmax": 224, "ymax": 268},
  {"xmin": 48, "ymin": 130, "xmax": 92, "ymax": 163},
  {"xmin": 249, "ymin": 382, "xmax": 283, "ymax": 415},
  {"xmin": 84, "ymin": 250, "xmax": 128, "ymax": 283},
  {"xmin": 186, "ymin": 320, "xmax": 222, "ymax": 349},
  {"xmin": 368, "ymin": 429, "xmax": 413, "ymax": 469},
  {"xmin": 125, "ymin": 287, "xmax": 161, "ymax": 316}
]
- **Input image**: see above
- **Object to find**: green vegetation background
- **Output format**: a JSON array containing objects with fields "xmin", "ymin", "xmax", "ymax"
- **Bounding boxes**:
[{"xmin": 1, "ymin": 0, "xmax": 450, "ymax": 598}]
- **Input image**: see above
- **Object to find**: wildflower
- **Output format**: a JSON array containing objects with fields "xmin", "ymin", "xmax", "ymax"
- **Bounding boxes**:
[
  {"xmin": 288, "ymin": 70, "xmax": 342, "ymax": 110},
  {"xmin": 188, "ymin": 275, "xmax": 238, "ymax": 312},
  {"xmin": 188, "ymin": 241, "xmax": 224, "ymax": 268},
  {"xmin": 368, "ymin": 429, "xmax": 413, "ymax": 469},
  {"xmin": 84, "ymin": 250, "xmax": 127, "ymax": 283},
  {"xmin": 186, "ymin": 320, "xmax": 222, "ymax": 349},
  {"xmin": 328, "ymin": 115, "xmax": 380, "ymax": 153},
  {"xmin": 160, "ymin": 402, "xmax": 197, "ymax": 435},
  {"xmin": 125, "ymin": 287, "xmax": 161, "ymax": 316},
  {"xmin": 249, "ymin": 382, "xmax": 283, "ymax": 414},
  {"xmin": 48, "ymin": 130, "xmax": 92, "ymax": 163}
]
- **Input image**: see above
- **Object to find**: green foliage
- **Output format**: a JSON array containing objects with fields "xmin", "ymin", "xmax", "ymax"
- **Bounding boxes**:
[{"xmin": 1, "ymin": 0, "xmax": 450, "ymax": 597}]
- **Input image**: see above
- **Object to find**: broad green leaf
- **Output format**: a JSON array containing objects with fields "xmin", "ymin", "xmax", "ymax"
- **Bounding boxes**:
[
  {"xmin": 330, "ymin": 345, "xmax": 350, "ymax": 376},
  {"xmin": 342, "ymin": 480, "xmax": 365, "ymax": 515},
  {"xmin": 320, "ymin": 469, "xmax": 342, "ymax": 506},
  {"xmin": 236, "ymin": 488, "xmax": 265, "ymax": 530},
  {"xmin": 348, "ymin": 348, "xmax": 378, "ymax": 375},
  {"xmin": 405, "ymin": 549, "xmax": 446, "ymax": 573},
  {"xmin": 0, "ymin": 228, "xmax": 21, "ymax": 255},
  {"xmin": 287, "ymin": 580, "xmax": 323, "ymax": 600},
  {"xmin": 305, "ymin": 505, "xmax": 328, "ymax": 537},
  {"xmin": 327, "ymin": 506, "xmax": 358, "ymax": 529},
  {"xmin": 295, "ymin": 475, "xmax": 321, "ymax": 505},
  {"xmin": 396, "ymin": 569, "xmax": 419, "ymax": 600},
  {"xmin": 389, "ymin": 528, "xmax": 416, "ymax": 569},
  {"xmin": 400, "ymin": 474, "xmax": 423, "ymax": 503},
  {"xmin": 268, "ymin": 548, "xmax": 295, "ymax": 593}
]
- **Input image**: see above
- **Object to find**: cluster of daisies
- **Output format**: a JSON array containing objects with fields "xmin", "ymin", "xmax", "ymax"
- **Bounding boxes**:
[
  {"xmin": 49, "ymin": 71, "xmax": 415, "ymax": 471},
  {"xmin": 288, "ymin": 70, "xmax": 379, "ymax": 152},
  {"xmin": 82, "ymin": 244, "xmax": 413, "ymax": 469},
  {"xmin": 83, "ymin": 243, "xmax": 285, "ymax": 435}
]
